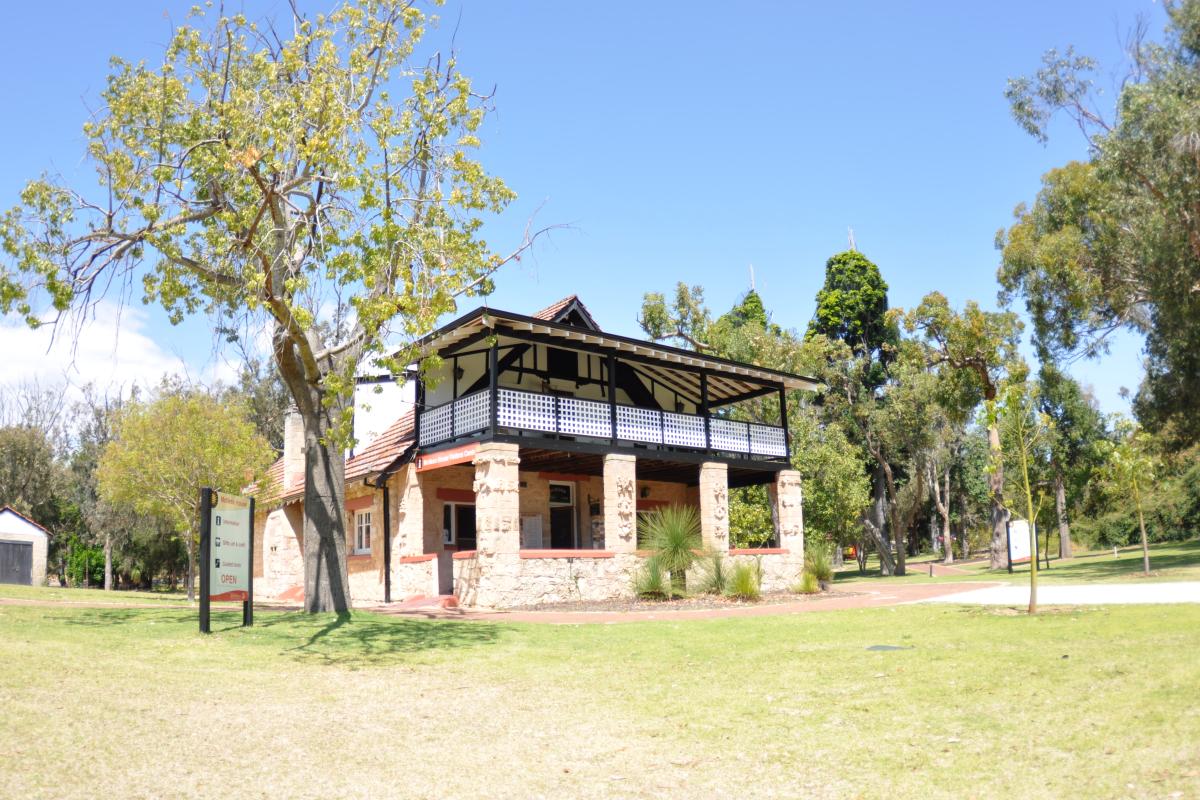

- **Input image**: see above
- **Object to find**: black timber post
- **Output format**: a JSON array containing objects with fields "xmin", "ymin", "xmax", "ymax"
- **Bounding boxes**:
[
  {"xmin": 381, "ymin": 476, "xmax": 392, "ymax": 603},
  {"xmin": 414, "ymin": 372, "xmax": 425, "ymax": 447},
  {"xmin": 700, "ymin": 372, "xmax": 711, "ymax": 453},
  {"xmin": 607, "ymin": 352, "xmax": 617, "ymax": 445},
  {"xmin": 778, "ymin": 384, "xmax": 790, "ymax": 460},
  {"xmin": 489, "ymin": 340, "xmax": 499, "ymax": 436},
  {"xmin": 450, "ymin": 355, "xmax": 458, "ymax": 439},
  {"xmin": 244, "ymin": 495, "xmax": 254, "ymax": 627},
  {"xmin": 199, "ymin": 487, "xmax": 212, "ymax": 634}
]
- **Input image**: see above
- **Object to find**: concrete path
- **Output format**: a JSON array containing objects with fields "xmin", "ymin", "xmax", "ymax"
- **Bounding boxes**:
[{"xmin": 919, "ymin": 581, "xmax": 1200, "ymax": 606}]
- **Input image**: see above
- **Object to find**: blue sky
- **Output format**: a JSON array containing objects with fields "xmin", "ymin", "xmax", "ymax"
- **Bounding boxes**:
[{"xmin": 0, "ymin": 0, "xmax": 1159, "ymax": 411}]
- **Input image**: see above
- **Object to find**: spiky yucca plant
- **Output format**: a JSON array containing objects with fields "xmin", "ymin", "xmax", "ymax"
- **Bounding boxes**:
[
  {"xmin": 633, "ymin": 558, "xmax": 669, "ymax": 600},
  {"xmin": 638, "ymin": 504, "xmax": 701, "ymax": 597},
  {"xmin": 695, "ymin": 552, "xmax": 729, "ymax": 595}
]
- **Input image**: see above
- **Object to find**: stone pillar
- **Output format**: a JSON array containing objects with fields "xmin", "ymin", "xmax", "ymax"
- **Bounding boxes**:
[
  {"xmin": 698, "ymin": 461, "xmax": 729, "ymax": 552},
  {"xmin": 472, "ymin": 442, "xmax": 521, "ymax": 556},
  {"xmin": 603, "ymin": 454, "xmax": 637, "ymax": 552},
  {"xmin": 393, "ymin": 464, "xmax": 424, "ymax": 557},
  {"xmin": 769, "ymin": 470, "xmax": 805, "ymax": 558}
]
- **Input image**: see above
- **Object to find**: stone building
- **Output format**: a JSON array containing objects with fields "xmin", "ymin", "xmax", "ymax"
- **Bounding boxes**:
[{"xmin": 253, "ymin": 296, "xmax": 815, "ymax": 608}]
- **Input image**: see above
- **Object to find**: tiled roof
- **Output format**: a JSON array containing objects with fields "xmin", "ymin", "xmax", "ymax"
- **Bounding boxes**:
[
  {"xmin": 258, "ymin": 409, "xmax": 415, "ymax": 506},
  {"xmin": 532, "ymin": 295, "xmax": 600, "ymax": 329},
  {"xmin": 0, "ymin": 505, "xmax": 52, "ymax": 536}
]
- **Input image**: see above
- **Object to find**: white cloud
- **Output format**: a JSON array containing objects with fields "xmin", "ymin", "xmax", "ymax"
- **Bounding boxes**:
[{"xmin": 0, "ymin": 301, "xmax": 190, "ymax": 398}]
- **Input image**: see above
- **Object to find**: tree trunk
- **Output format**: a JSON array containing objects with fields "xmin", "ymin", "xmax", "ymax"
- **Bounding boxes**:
[
  {"xmin": 1054, "ymin": 467, "xmax": 1073, "ymax": 559},
  {"xmin": 864, "ymin": 464, "xmax": 892, "ymax": 575},
  {"xmin": 302, "ymin": 410, "xmax": 352, "ymax": 614},
  {"xmin": 103, "ymin": 533, "xmax": 113, "ymax": 591},
  {"xmin": 931, "ymin": 464, "xmax": 953, "ymax": 564},
  {"xmin": 1134, "ymin": 479, "xmax": 1151, "ymax": 577},
  {"xmin": 988, "ymin": 422, "xmax": 1009, "ymax": 570},
  {"xmin": 186, "ymin": 530, "xmax": 196, "ymax": 603}
]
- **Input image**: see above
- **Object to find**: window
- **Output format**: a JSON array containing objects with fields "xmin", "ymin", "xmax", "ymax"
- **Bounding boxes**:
[
  {"xmin": 442, "ymin": 503, "xmax": 477, "ymax": 549},
  {"xmin": 354, "ymin": 510, "xmax": 372, "ymax": 554}
]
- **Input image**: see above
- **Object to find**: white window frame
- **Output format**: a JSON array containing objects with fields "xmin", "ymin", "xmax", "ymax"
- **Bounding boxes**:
[
  {"xmin": 443, "ymin": 502, "xmax": 475, "ymax": 545},
  {"xmin": 354, "ymin": 510, "xmax": 373, "ymax": 554}
]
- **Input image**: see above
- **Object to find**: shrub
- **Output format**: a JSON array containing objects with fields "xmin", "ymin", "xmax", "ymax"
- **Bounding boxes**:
[
  {"xmin": 726, "ymin": 561, "xmax": 761, "ymax": 601},
  {"xmin": 639, "ymin": 505, "xmax": 701, "ymax": 595},
  {"xmin": 633, "ymin": 558, "xmax": 669, "ymax": 600},
  {"xmin": 695, "ymin": 552, "xmax": 729, "ymax": 595},
  {"xmin": 794, "ymin": 570, "xmax": 820, "ymax": 594},
  {"xmin": 805, "ymin": 542, "xmax": 833, "ymax": 584}
]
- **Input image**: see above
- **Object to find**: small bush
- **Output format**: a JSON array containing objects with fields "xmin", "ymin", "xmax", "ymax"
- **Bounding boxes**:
[
  {"xmin": 805, "ymin": 542, "xmax": 833, "ymax": 584},
  {"xmin": 695, "ymin": 552, "xmax": 729, "ymax": 595},
  {"xmin": 639, "ymin": 505, "xmax": 701, "ymax": 595},
  {"xmin": 726, "ymin": 561, "xmax": 761, "ymax": 601},
  {"xmin": 633, "ymin": 558, "xmax": 670, "ymax": 600},
  {"xmin": 794, "ymin": 570, "xmax": 820, "ymax": 594}
]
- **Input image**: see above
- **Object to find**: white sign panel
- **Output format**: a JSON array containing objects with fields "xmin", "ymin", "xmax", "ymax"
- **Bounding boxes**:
[
  {"xmin": 210, "ymin": 491, "xmax": 251, "ymax": 601},
  {"xmin": 1008, "ymin": 518, "xmax": 1033, "ymax": 564}
]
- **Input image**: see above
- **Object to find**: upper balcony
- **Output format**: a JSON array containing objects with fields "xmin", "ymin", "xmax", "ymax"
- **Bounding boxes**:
[
  {"xmin": 410, "ymin": 298, "xmax": 818, "ymax": 468},
  {"xmin": 419, "ymin": 386, "xmax": 788, "ymax": 459}
]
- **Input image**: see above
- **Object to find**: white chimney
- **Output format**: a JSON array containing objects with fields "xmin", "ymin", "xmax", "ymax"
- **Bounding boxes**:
[{"xmin": 283, "ymin": 407, "xmax": 305, "ymax": 490}]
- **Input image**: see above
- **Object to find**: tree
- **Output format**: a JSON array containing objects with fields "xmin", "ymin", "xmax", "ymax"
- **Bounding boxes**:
[
  {"xmin": 994, "ymin": 381, "xmax": 1054, "ymax": 614},
  {"xmin": 807, "ymin": 250, "xmax": 899, "ymax": 556},
  {"xmin": 0, "ymin": 2, "xmax": 541, "ymax": 612},
  {"xmin": 1036, "ymin": 364, "xmax": 1106, "ymax": 558},
  {"xmin": 1097, "ymin": 418, "xmax": 1158, "ymax": 576},
  {"xmin": 790, "ymin": 405, "xmax": 871, "ymax": 568},
  {"xmin": 98, "ymin": 389, "xmax": 274, "ymax": 602},
  {"xmin": 1002, "ymin": 3, "xmax": 1200, "ymax": 444},
  {"xmin": 905, "ymin": 292, "xmax": 1024, "ymax": 569}
]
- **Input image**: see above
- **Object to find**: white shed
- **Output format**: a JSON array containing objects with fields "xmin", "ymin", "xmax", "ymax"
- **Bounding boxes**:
[{"xmin": 0, "ymin": 506, "xmax": 50, "ymax": 586}]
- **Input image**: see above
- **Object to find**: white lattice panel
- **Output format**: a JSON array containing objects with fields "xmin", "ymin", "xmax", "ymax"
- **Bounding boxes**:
[
  {"xmin": 616, "ymin": 405, "xmax": 662, "ymax": 444},
  {"xmin": 454, "ymin": 390, "xmax": 491, "ymax": 436},
  {"xmin": 749, "ymin": 424, "xmax": 787, "ymax": 457},
  {"xmin": 662, "ymin": 412, "xmax": 706, "ymax": 448},
  {"xmin": 558, "ymin": 397, "xmax": 612, "ymax": 438},
  {"xmin": 419, "ymin": 403, "xmax": 453, "ymax": 446},
  {"xmin": 709, "ymin": 417, "xmax": 750, "ymax": 453},
  {"xmin": 497, "ymin": 389, "xmax": 556, "ymax": 433}
]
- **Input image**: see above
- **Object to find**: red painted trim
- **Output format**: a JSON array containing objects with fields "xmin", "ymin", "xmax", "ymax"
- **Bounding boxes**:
[
  {"xmin": 729, "ymin": 547, "xmax": 789, "ymax": 555},
  {"xmin": 520, "ymin": 549, "xmax": 615, "ymax": 559},
  {"xmin": 397, "ymin": 554, "xmax": 437, "ymax": 563},
  {"xmin": 636, "ymin": 499, "xmax": 669, "ymax": 511},
  {"xmin": 416, "ymin": 442, "xmax": 479, "ymax": 472},
  {"xmin": 452, "ymin": 550, "xmax": 477, "ymax": 560},
  {"xmin": 538, "ymin": 472, "xmax": 593, "ymax": 483},
  {"xmin": 436, "ymin": 488, "xmax": 475, "ymax": 503},
  {"xmin": 209, "ymin": 590, "xmax": 248, "ymax": 602},
  {"xmin": 345, "ymin": 495, "xmax": 374, "ymax": 512}
]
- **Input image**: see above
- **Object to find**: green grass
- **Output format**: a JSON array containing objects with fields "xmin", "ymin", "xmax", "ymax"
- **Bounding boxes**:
[
  {"xmin": 836, "ymin": 538, "xmax": 1200, "ymax": 586},
  {"xmin": 0, "ymin": 583, "xmax": 191, "ymax": 604},
  {"xmin": 2, "ymin": 600, "xmax": 1199, "ymax": 798}
]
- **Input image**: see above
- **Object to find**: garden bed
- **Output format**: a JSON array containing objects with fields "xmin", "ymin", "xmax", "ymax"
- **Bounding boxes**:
[{"xmin": 520, "ymin": 589, "xmax": 863, "ymax": 613}]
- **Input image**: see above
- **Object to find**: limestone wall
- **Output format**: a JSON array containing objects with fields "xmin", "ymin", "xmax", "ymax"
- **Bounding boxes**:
[
  {"xmin": 453, "ymin": 551, "xmax": 643, "ymax": 607},
  {"xmin": 727, "ymin": 551, "xmax": 805, "ymax": 593},
  {"xmin": 255, "ymin": 503, "xmax": 303, "ymax": 598}
]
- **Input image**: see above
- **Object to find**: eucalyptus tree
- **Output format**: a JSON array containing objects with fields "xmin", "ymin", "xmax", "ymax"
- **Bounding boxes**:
[
  {"xmin": 904, "ymin": 293, "xmax": 1024, "ymax": 569},
  {"xmin": 0, "ymin": 2, "xmax": 539, "ymax": 612},
  {"xmin": 994, "ymin": 381, "xmax": 1054, "ymax": 614},
  {"xmin": 1097, "ymin": 418, "xmax": 1158, "ymax": 576},
  {"xmin": 1002, "ymin": 2, "xmax": 1200, "ymax": 444}
]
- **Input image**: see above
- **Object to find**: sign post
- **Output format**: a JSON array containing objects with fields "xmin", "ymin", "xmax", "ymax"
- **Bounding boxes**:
[{"xmin": 199, "ymin": 487, "xmax": 255, "ymax": 634}]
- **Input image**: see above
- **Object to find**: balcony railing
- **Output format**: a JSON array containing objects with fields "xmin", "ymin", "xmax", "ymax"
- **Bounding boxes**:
[{"xmin": 419, "ymin": 387, "xmax": 787, "ymax": 458}]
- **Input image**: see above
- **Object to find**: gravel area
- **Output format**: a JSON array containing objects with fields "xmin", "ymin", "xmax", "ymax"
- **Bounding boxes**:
[{"xmin": 520, "ymin": 588, "xmax": 861, "ymax": 613}]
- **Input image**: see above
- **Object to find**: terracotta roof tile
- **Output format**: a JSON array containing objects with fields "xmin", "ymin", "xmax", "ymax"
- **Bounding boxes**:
[
  {"xmin": 532, "ymin": 295, "xmax": 599, "ymax": 329},
  {"xmin": 255, "ymin": 409, "xmax": 415, "ymax": 506}
]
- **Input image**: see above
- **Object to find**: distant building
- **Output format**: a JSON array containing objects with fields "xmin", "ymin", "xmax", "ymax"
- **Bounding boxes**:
[
  {"xmin": 253, "ymin": 296, "xmax": 815, "ymax": 608},
  {"xmin": 0, "ymin": 506, "xmax": 50, "ymax": 586}
]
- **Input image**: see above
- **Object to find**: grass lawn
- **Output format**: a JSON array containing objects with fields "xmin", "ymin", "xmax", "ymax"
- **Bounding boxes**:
[
  {"xmin": 836, "ymin": 539, "xmax": 1200, "ymax": 586},
  {"xmin": 2, "ymin": 601, "xmax": 1198, "ymax": 798},
  {"xmin": 0, "ymin": 583, "xmax": 191, "ymax": 604}
]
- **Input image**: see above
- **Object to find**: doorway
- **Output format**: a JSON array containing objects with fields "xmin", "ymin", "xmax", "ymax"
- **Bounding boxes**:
[{"xmin": 548, "ymin": 482, "xmax": 576, "ymax": 549}]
